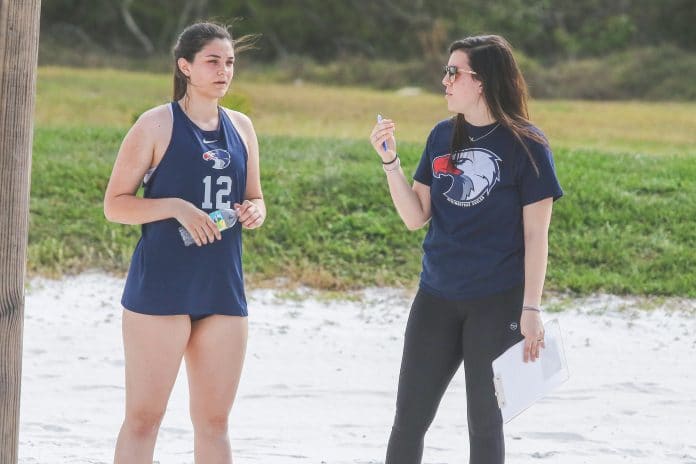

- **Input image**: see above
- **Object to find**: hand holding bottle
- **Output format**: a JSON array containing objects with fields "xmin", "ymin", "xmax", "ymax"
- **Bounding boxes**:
[{"xmin": 178, "ymin": 204, "xmax": 237, "ymax": 247}]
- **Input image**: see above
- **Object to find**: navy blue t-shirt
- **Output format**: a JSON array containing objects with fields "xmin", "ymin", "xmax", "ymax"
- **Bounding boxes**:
[{"xmin": 413, "ymin": 119, "xmax": 563, "ymax": 300}]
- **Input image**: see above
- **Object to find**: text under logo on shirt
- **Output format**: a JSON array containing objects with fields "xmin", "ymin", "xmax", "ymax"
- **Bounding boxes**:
[
  {"xmin": 432, "ymin": 148, "xmax": 501, "ymax": 207},
  {"xmin": 202, "ymin": 149, "xmax": 231, "ymax": 170}
]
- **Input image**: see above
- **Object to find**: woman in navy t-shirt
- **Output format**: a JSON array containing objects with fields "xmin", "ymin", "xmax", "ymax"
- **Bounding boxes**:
[
  {"xmin": 370, "ymin": 35, "xmax": 563, "ymax": 464},
  {"xmin": 104, "ymin": 23, "xmax": 265, "ymax": 463}
]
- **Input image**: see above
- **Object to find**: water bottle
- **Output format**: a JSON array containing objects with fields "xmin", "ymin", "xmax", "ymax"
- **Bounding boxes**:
[{"xmin": 179, "ymin": 208, "xmax": 238, "ymax": 246}]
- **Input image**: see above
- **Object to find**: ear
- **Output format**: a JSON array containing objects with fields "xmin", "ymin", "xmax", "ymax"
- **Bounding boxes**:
[{"xmin": 177, "ymin": 57, "xmax": 191, "ymax": 77}]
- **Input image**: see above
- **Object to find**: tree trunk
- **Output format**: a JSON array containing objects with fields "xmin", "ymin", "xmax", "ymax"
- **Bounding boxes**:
[
  {"xmin": 244, "ymin": 0, "xmax": 288, "ymax": 60},
  {"xmin": 0, "ymin": 1, "xmax": 41, "ymax": 463},
  {"xmin": 120, "ymin": 0, "xmax": 154, "ymax": 54}
]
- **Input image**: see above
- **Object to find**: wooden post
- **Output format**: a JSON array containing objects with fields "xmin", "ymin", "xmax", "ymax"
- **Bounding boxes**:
[{"xmin": 0, "ymin": 1, "xmax": 41, "ymax": 463}]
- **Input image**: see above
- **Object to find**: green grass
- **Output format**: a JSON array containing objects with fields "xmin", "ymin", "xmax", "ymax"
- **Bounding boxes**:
[
  {"xmin": 549, "ymin": 149, "xmax": 695, "ymax": 296},
  {"xmin": 29, "ymin": 127, "xmax": 134, "ymax": 274},
  {"xmin": 37, "ymin": 67, "xmax": 696, "ymax": 156},
  {"xmin": 27, "ymin": 67, "xmax": 696, "ymax": 296}
]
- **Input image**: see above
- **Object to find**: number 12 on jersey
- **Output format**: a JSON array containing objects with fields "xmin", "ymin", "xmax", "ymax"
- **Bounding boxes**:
[{"xmin": 202, "ymin": 175, "xmax": 233, "ymax": 209}]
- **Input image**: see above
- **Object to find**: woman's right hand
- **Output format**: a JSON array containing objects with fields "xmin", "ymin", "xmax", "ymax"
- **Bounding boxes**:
[
  {"xmin": 370, "ymin": 118, "xmax": 397, "ymax": 162},
  {"xmin": 173, "ymin": 199, "xmax": 221, "ymax": 246}
]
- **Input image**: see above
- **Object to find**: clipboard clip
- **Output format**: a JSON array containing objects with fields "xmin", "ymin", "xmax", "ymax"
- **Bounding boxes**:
[{"xmin": 493, "ymin": 374, "xmax": 506, "ymax": 408}]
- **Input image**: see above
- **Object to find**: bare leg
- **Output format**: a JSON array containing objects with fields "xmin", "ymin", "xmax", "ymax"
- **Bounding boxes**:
[
  {"xmin": 185, "ymin": 315, "xmax": 248, "ymax": 464},
  {"xmin": 114, "ymin": 310, "xmax": 191, "ymax": 464}
]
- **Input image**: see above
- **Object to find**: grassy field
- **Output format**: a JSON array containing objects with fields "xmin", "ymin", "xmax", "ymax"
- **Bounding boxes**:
[
  {"xmin": 29, "ymin": 67, "xmax": 696, "ymax": 296},
  {"xmin": 37, "ymin": 67, "xmax": 695, "ymax": 156}
]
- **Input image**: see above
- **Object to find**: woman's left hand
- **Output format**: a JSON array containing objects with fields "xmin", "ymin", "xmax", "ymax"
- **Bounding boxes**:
[
  {"xmin": 234, "ymin": 200, "xmax": 265, "ymax": 229},
  {"xmin": 520, "ymin": 309, "xmax": 545, "ymax": 363}
]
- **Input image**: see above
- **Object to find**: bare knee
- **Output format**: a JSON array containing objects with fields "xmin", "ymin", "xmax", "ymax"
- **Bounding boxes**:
[
  {"xmin": 123, "ymin": 408, "xmax": 166, "ymax": 439},
  {"xmin": 192, "ymin": 413, "xmax": 230, "ymax": 438}
]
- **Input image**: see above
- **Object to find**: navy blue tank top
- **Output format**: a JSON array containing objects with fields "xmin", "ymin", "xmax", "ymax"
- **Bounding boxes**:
[{"xmin": 122, "ymin": 101, "xmax": 248, "ymax": 317}]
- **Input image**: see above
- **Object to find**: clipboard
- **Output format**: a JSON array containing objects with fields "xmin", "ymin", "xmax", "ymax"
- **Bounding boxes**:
[{"xmin": 492, "ymin": 318, "xmax": 569, "ymax": 423}]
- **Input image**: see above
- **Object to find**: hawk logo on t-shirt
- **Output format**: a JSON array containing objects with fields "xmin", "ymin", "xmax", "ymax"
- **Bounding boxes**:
[
  {"xmin": 202, "ymin": 149, "xmax": 231, "ymax": 170},
  {"xmin": 432, "ymin": 148, "xmax": 501, "ymax": 207}
]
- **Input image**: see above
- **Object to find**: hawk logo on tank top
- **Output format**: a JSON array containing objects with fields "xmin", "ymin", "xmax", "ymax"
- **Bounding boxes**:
[
  {"xmin": 202, "ymin": 149, "xmax": 231, "ymax": 170},
  {"xmin": 432, "ymin": 148, "xmax": 501, "ymax": 207}
]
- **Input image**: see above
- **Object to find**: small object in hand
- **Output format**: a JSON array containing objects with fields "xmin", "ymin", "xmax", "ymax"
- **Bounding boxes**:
[
  {"xmin": 377, "ymin": 114, "xmax": 388, "ymax": 152},
  {"xmin": 179, "ymin": 208, "xmax": 238, "ymax": 246}
]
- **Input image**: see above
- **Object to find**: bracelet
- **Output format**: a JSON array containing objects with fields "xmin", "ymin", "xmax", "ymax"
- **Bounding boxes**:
[
  {"xmin": 522, "ymin": 305, "xmax": 541, "ymax": 312},
  {"xmin": 382, "ymin": 153, "xmax": 399, "ymax": 165},
  {"xmin": 383, "ymin": 156, "xmax": 401, "ymax": 173}
]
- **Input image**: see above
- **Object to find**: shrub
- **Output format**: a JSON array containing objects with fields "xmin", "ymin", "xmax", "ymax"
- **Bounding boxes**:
[{"xmin": 532, "ymin": 45, "xmax": 696, "ymax": 100}]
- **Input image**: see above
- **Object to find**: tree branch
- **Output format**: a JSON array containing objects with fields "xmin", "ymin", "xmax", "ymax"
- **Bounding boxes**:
[{"xmin": 120, "ymin": 0, "xmax": 154, "ymax": 54}]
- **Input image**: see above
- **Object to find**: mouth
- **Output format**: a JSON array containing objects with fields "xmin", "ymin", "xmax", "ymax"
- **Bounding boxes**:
[{"xmin": 214, "ymin": 81, "xmax": 228, "ymax": 85}]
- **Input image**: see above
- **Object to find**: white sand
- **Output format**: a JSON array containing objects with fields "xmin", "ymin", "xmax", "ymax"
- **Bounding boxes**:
[{"xmin": 18, "ymin": 273, "xmax": 696, "ymax": 463}]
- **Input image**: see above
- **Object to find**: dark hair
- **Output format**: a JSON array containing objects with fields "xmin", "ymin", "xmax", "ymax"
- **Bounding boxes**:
[
  {"xmin": 172, "ymin": 22, "xmax": 256, "ymax": 101},
  {"xmin": 449, "ymin": 35, "xmax": 545, "ymax": 173}
]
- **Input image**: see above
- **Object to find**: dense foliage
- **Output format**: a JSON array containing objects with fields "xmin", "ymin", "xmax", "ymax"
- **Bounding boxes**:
[
  {"xmin": 42, "ymin": 0, "xmax": 695, "ymax": 61},
  {"xmin": 40, "ymin": 1, "xmax": 696, "ymax": 100}
]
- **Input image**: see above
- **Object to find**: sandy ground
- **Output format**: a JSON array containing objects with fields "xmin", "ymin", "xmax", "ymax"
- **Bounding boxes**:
[{"xmin": 18, "ymin": 273, "xmax": 696, "ymax": 463}]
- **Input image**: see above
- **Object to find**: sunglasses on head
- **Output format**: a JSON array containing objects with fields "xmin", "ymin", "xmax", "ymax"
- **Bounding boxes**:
[{"xmin": 443, "ymin": 65, "xmax": 477, "ymax": 82}]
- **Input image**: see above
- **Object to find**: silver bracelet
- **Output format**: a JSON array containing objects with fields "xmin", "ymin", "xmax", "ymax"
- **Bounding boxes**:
[
  {"xmin": 382, "ymin": 155, "xmax": 401, "ymax": 173},
  {"xmin": 522, "ymin": 305, "xmax": 541, "ymax": 312}
]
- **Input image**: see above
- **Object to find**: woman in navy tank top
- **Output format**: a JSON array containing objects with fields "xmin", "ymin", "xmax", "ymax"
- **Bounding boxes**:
[
  {"xmin": 104, "ymin": 23, "xmax": 265, "ymax": 463},
  {"xmin": 370, "ymin": 36, "xmax": 563, "ymax": 463}
]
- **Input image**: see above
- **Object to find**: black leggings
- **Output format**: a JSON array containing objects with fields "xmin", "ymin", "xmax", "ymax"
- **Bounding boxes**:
[{"xmin": 385, "ymin": 285, "xmax": 524, "ymax": 464}]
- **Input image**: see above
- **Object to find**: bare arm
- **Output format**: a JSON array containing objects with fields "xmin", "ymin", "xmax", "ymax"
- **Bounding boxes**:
[
  {"xmin": 520, "ymin": 197, "xmax": 554, "ymax": 362},
  {"xmin": 227, "ymin": 109, "xmax": 266, "ymax": 229},
  {"xmin": 103, "ymin": 106, "xmax": 221, "ymax": 246},
  {"xmin": 370, "ymin": 118, "xmax": 431, "ymax": 230},
  {"xmin": 523, "ymin": 197, "xmax": 553, "ymax": 308},
  {"xmin": 103, "ymin": 107, "xmax": 176, "ymax": 224}
]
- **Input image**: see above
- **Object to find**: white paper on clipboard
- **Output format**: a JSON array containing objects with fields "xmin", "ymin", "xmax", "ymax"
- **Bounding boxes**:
[{"xmin": 492, "ymin": 318, "xmax": 569, "ymax": 423}]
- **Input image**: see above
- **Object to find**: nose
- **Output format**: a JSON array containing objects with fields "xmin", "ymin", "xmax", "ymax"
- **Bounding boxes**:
[{"xmin": 442, "ymin": 74, "xmax": 450, "ymax": 87}]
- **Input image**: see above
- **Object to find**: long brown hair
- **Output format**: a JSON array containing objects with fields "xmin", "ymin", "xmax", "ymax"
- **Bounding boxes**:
[
  {"xmin": 449, "ymin": 35, "xmax": 545, "ymax": 174},
  {"xmin": 172, "ymin": 22, "xmax": 257, "ymax": 101}
]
